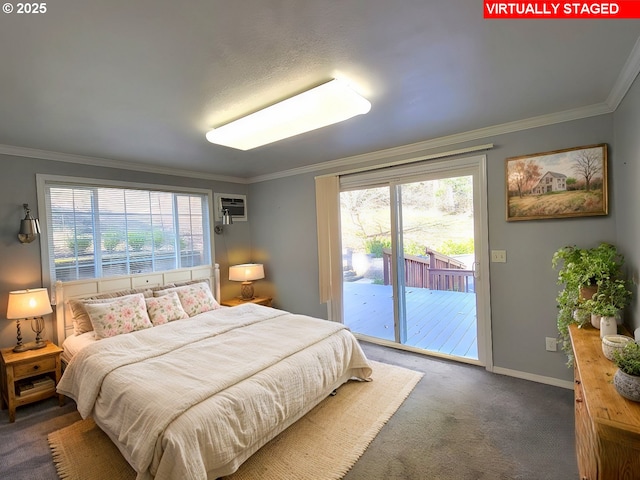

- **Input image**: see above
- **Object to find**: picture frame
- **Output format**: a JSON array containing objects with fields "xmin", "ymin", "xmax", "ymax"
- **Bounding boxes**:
[{"xmin": 505, "ymin": 143, "xmax": 608, "ymax": 221}]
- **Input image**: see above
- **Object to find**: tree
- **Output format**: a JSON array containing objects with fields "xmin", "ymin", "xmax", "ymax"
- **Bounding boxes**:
[
  {"xmin": 572, "ymin": 149, "xmax": 602, "ymax": 192},
  {"xmin": 508, "ymin": 159, "xmax": 542, "ymax": 198},
  {"xmin": 340, "ymin": 188, "xmax": 390, "ymax": 241}
]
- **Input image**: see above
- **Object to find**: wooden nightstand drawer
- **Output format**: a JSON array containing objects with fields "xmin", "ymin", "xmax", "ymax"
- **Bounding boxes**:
[{"xmin": 13, "ymin": 356, "xmax": 56, "ymax": 379}]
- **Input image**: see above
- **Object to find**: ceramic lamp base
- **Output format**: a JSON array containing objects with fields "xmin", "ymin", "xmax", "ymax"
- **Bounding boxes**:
[{"xmin": 240, "ymin": 281, "xmax": 255, "ymax": 300}]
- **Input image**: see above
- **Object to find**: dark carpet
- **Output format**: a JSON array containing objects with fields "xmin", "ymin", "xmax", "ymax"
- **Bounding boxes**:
[{"xmin": 0, "ymin": 341, "xmax": 577, "ymax": 479}]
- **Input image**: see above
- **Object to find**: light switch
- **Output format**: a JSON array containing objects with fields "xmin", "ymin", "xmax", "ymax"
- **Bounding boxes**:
[{"xmin": 491, "ymin": 250, "xmax": 507, "ymax": 263}]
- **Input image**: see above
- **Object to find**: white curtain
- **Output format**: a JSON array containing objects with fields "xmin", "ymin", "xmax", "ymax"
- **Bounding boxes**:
[{"xmin": 315, "ymin": 175, "xmax": 342, "ymax": 322}]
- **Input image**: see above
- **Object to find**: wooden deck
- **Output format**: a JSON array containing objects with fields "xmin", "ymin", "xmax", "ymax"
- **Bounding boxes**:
[{"xmin": 343, "ymin": 282, "xmax": 478, "ymax": 359}]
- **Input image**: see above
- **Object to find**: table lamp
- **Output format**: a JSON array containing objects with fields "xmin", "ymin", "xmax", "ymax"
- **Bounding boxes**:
[
  {"xmin": 229, "ymin": 264, "xmax": 265, "ymax": 300},
  {"xmin": 6, "ymin": 288, "xmax": 52, "ymax": 352}
]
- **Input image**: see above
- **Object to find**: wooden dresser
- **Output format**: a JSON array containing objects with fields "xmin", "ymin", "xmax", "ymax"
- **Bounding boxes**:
[{"xmin": 569, "ymin": 324, "xmax": 640, "ymax": 479}]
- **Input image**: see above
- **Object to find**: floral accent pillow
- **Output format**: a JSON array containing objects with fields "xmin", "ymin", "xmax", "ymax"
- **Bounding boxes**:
[
  {"xmin": 145, "ymin": 292, "xmax": 189, "ymax": 326},
  {"xmin": 154, "ymin": 281, "xmax": 221, "ymax": 317},
  {"xmin": 70, "ymin": 289, "xmax": 153, "ymax": 335},
  {"xmin": 84, "ymin": 293, "xmax": 153, "ymax": 339}
]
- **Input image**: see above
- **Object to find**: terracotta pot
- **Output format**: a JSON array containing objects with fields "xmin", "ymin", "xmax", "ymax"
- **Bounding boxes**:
[
  {"xmin": 579, "ymin": 284, "xmax": 598, "ymax": 302},
  {"xmin": 614, "ymin": 369, "xmax": 640, "ymax": 402}
]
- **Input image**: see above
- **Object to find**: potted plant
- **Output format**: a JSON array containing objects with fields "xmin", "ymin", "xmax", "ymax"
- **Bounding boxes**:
[
  {"xmin": 552, "ymin": 243, "xmax": 628, "ymax": 362},
  {"xmin": 612, "ymin": 341, "xmax": 640, "ymax": 402},
  {"xmin": 553, "ymin": 243, "xmax": 624, "ymax": 299},
  {"xmin": 583, "ymin": 277, "xmax": 632, "ymax": 328},
  {"xmin": 589, "ymin": 302, "xmax": 619, "ymax": 336}
]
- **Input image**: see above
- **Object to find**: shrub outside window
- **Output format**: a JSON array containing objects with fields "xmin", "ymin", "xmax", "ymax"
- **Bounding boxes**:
[{"xmin": 40, "ymin": 178, "xmax": 212, "ymax": 283}]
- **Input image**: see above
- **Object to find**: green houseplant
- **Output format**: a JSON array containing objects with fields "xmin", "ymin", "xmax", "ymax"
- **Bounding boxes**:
[
  {"xmin": 612, "ymin": 341, "xmax": 640, "ymax": 402},
  {"xmin": 552, "ymin": 243, "xmax": 625, "ymax": 296},
  {"xmin": 583, "ymin": 277, "xmax": 632, "ymax": 324},
  {"xmin": 552, "ymin": 243, "xmax": 629, "ymax": 362}
]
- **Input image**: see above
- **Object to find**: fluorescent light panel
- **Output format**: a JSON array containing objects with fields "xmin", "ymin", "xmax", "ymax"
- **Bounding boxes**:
[{"xmin": 206, "ymin": 79, "xmax": 371, "ymax": 150}]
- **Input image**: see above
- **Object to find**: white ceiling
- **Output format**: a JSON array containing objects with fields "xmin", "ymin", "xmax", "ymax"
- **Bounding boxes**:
[{"xmin": 1, "ymin": 1, "xmax": 639, "ymax": 181}]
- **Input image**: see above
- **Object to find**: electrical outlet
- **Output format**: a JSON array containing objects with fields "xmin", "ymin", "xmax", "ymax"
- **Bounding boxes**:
[
  {"xmin": 545, "ymin": 337, "xmax": 557, "ymax": 352},
  {"xmin": 491, "ymin": 250, "xmax": 507, "ymax": 263}
]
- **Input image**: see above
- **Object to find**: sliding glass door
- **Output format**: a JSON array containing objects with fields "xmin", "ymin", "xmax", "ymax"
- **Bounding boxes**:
[
  {"xmin": 341, "ymin": 186, "xmax": 394, "ymax": 342},
  {"xmin": 340, "ymin": 156, "xmax": 489, "ymax": 365}
]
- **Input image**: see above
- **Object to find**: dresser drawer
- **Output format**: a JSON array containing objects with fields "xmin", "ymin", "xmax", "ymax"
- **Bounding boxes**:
[{"xmin": 13, "ymin": 356, "xmax": 56, "ymax": 379}]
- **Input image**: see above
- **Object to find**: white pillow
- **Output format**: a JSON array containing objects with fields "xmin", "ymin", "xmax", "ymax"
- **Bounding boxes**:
[
  {"xmin": 84, "ymin": 293, "xmax": 153, "ymax": 339},
  {"xmin": 154, "ymin": 281, "xmax": 221, "ymax": 317},
  {"xmin": 145, "ymin": 291, "xmax": 189, "ymax": 325}
]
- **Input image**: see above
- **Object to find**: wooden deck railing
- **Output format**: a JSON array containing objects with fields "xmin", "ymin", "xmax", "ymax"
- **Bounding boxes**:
[
  {"xmin": 424, "ymin": 247, "xmax": 466, "ymax": 269},
  {"xmin": 382, "ymin": 248, "xmax": 474, "ymax": 293}
]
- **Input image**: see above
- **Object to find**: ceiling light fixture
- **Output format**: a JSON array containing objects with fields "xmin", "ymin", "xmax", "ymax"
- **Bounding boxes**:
[{"xmin": 205, "ymin": 79, "xmax": 371, "ymax": 150}]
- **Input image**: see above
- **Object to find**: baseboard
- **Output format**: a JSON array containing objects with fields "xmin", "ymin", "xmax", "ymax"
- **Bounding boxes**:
[
  {"xmin": 359, "ymin": 335, "xmax": 575, "ymax": 389},
  {"xmin": 492, "ymin": 366, "xmax": 574, "ymax": 390}
]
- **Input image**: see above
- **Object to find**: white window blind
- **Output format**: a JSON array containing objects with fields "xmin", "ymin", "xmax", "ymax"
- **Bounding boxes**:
[{"xmin": 40, "ymin": 178, "xmax": 211, "ymax": 283}]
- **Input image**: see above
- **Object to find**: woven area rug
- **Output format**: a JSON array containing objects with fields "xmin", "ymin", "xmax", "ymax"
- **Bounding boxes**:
[{"xmin": 48, "ymin": 360, "xmax": 422, "ymax": 480}]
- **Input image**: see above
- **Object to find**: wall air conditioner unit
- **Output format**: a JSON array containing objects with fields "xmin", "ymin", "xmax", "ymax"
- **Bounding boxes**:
[{"xmin": 214, "ymin": 193, "xmax": 247, "ymax": 222}]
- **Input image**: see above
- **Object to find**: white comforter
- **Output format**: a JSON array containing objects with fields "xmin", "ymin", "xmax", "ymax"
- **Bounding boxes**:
[{"xmin": 57, "ymin": 303, "xmax": 372, "ymax": 480}]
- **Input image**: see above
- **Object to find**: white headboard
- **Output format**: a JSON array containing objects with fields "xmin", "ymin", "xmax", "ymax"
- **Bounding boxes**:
[{"xmin": 53, "ymin": 264, "xmax": 220, "ymax": 344}]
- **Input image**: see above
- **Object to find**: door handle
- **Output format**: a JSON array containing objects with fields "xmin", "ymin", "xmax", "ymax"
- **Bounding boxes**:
[{"xmin": 472, "ymin": 261, "xmax": 480, "ymax": 279}]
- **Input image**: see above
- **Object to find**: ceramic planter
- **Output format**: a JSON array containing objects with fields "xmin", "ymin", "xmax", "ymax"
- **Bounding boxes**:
[
  {"xmin": 614, "ymin": 369, "xmax": 640, "ymax": 402},
  {"xmin": 591, "ymin": 311, "xmax": 621, "ymax": 329},
  {"xmin": 600, "ymin": 317, "xmax": 617, "ymax": 338},
  {"xmin": 602, "ymin": 335, "xmax": 632, "ymax": 361}
]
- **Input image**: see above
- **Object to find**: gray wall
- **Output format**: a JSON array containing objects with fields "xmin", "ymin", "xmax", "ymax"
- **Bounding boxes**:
[
  {"xmin": 0, "ymin": 156, "xmax": 250, "ymax": 348},
  {"xmin": 249, "ymin": 172, "xmax": 326, "ymax": 316},
  {"xmin": 250, "ymin": 114, "xmax": 619, "ymax": 383},
  {"xmin": 613, "ymin": 74, "xmax": 640, "ymax": 336},
  {"xmin": 1, "ymin": 104, "xmax": 634, "ymax": 384}
]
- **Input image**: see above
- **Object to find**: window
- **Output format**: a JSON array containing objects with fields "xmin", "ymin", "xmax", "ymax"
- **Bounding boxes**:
[{"xmin": 38, "ymin": 176, "xmax": 212, "ymax": 283}]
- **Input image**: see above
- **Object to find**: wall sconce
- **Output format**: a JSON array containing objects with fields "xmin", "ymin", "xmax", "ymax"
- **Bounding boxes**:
[
  {"xmin": 229, "ymin": 263, "xmax": 265, "ymax": 300},
  {"xmin": 214, "ymin": 209, "xmax": 233, "ymax": 235},
  {"xmin": 222, "ymin": 208, "xmax": 233, "ymax": 225},
  {"xmin": 18, "ymin": 204, "xmax": 40, "ymax": 244},
  {"xmin": 6, "ymin": 288, "xmax": 52, "ymax": 352}
]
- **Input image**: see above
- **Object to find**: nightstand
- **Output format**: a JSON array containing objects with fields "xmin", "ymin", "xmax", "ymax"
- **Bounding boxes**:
[
  {"xmin": 0, "ymin": 341, "xmax": 64, "ymax": 423},
  {"xmin": 221, "ymin": 296, "xmax": 273, "ymax": 307}
]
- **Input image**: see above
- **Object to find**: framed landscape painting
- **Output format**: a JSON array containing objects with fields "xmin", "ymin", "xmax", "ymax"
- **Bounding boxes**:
[{"xmin": 505, "ymin": 144, "xmax": 608, "ymax": 221}]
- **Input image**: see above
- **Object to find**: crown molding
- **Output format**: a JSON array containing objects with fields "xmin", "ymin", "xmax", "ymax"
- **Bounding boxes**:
[
  {"xmin": 0, "ymin": 144, "xmax": 249, "ymax": 185},
  {"xmin": 247, "ymin": 101, "xmax": 613, "ymax": 183},
  {"xmin": 607, "ymin": 35, "xmax": 640, "ymax": 110},
  {"xmin": 0, "ymin": 101, "xmax": 616, "ymax": 187},
  {"xmin": 3, "ymin": 33, "xmax": 639, "ymax": 187}
]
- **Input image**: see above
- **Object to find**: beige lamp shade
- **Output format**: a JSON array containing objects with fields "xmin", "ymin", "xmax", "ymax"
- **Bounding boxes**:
[
  {"xmin": 229, "ymin": 264, "xmax": 265, "ymax": 282},
  {"xmin": 7, "ymin": 288, "xmax": 52, "ymax": 319},
  {"xmin": 229, "ymin": 264, "xmax": 265, "ymax": 300}
]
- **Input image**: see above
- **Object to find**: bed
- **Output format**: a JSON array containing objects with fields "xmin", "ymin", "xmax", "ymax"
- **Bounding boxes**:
[{"xmin": 54, "ymin": 265, "xmax": 372, "ymax": 480}]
